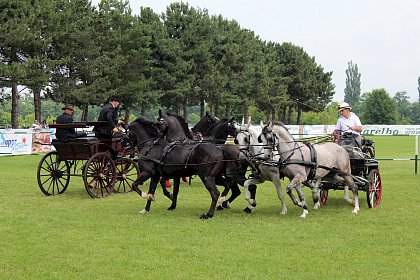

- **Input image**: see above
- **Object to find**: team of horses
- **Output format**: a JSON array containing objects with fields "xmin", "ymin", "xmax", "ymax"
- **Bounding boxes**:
[{"xmin": 126, "ymin": 112, "xmax": 360, "ymax": 219}]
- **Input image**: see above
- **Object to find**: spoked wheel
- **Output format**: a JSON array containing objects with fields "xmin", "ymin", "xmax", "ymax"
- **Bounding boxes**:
[
  {"xmin": 83, "ymin": 153, "xmax": 116, "ymax": 198},
  {"xmin": 114, "ymin": 158, "xmax": 140, "ymax": 193},
  {"xmin": 37, "ymin": 151, "xmax": 70, "ymax": 196},
  {"xmin": 366, "ymin": 169, "xmax": 382, "ymax": 208},
  {"xmin": 319, "ymin": 186, "xmax": 329, "ymax": 205}
]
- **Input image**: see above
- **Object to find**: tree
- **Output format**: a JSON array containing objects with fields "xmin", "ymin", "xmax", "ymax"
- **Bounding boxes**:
[
  {"xmin": 0, "ymin": 0, "xmax": 43, "ymax": 128},
  {"xmin": 409, "ymin": 102, "xmax": 420, "ymax": 124},
  {"xmin": 344, "ymin": 61, "xmax": 361, "ymax": 112},
  {"xmin": 363, "ymin": 89, "xmax": 397, "ymax": 124},
  {"xmin": 418, "ymin": 76, "xmax": 420, "ymax": 102},
  {"xmin": 393, "ymin": 91, "xmax": 411, "ymax": 124}
]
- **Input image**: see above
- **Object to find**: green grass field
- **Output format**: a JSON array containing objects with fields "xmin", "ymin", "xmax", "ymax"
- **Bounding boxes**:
[{"xmin": 1, "ymin": 136, "xmax": 419, "ymax": 279}]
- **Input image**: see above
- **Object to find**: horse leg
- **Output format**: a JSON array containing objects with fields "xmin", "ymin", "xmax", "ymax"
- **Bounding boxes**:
[
  {"xmin": 160, "ymin": 177, "xmax": 174, "ymax": 201},
  {"xmin": 198, "ymin": 175, "xmax": 219, "ymax": 219},
  {"xmin": 306, "ymin": 179, "xmax": 321, "ymax": 210},
  {"xmin": 286, "ymin": 175, "xmax": 308, "ymax": 218},
  {"xmin": 243, "ymin": 178, "xmax": 262, "ymax": 213},
  {"xmin": 132, "ymin": 172, "xmax": 154, "ymax": 201},
  {"xmin": 271, "ymin": 174, "xmax": 287, "ymax": 215},
  {"xmin": 294, "ymin": 184, "xmax": 309, "ymax": 219},
  {"xmin": 344, "ymin": 176, "xmax": 360, "ymax": 214},
  {"xmin": 215, "ymin": 175, "xmax": 231, "ymax": 210},
  {"xmin": 140, "ymin": 177, "xmax": 159, "ymax": 214},
  {"xmin": 167, "ymin": 177, "xmax": 180, "ymax": 211}
]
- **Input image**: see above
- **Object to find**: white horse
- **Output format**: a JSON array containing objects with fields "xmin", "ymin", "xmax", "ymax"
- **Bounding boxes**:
[
  {"xmin": 234, "ymin": 122, "xmax": 288, "ymax": 215},
  {"xmin": 258, "ymin": 121, "xmax": 359, "ymax": 218}
]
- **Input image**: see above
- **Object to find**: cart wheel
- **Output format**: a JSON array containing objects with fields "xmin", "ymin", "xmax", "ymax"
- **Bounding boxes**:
[
  {"xmin": 319, "ymin": 187, "xmax": 328, "ymax": 205},
  {"xmin": 114, "ymin": 158, "xmax": 140, "ymax": 193},
  {"xmin": 37, "ymin": 151, "xmax": 70, "ymax": 196},
  {"xmin": 366, "ymin": 169, "xmax": 382, "ymax": 208},
  {"xmin": 83, "ymin": 153, "xmax": 116, "ymax": 198}
]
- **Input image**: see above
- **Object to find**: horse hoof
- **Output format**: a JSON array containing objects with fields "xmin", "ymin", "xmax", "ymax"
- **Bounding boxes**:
[
  {"xmin": 139, "ymin": 209, "xmax": 149, "ymax": 215},
  {"xmin": 299, "ymin": 209, "xmax": 309, "ymax": 219},
  {"xmin": 243, "ymin": 207, "xmax": 252, "ymax": 214},
  {"xmin": 352, "ymin": 208, "xmax": 359, "ymax": 214},
  {"xmin": 221, "ymin": 201, "xmax": 231, "ymax": 209},
  {"xmin": 280, "ymin": 210, "xmax": 287, "ymax": 215},
  {"xmin": 313, "ymin": 202, "xmax": 320, "ymax": 210},
  {"xmin": 199, "ymin": 213, "xmax": 213, "ymax": 219},
  {"xmin": 167, "ymin": 206, "xmax": 176, "ymax": 211},
  {"xmin": 148, "ymin": 194, "xmax": 155, "ymax": 201},
  {"xmin": 216, "ymin": 205, "xmax": 224, "ymax": 211}
]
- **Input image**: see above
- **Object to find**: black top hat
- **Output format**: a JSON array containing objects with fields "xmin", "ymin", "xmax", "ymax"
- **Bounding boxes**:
[{"xmin": 109, "ymin": 96, "xmax": 120, "ymax": 102}]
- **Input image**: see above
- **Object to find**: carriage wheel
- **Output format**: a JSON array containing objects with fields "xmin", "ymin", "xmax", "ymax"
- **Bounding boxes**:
[
  {"xmin": 83, "ymin": 153, "xmax": 116, "ymax": 198},
  {"xmin": 366, "ymin": 169, "xmax": 382, "ymax": 208},
  {"xmin": 114, "ymin": 158, "xmax": 140, "ymax": 193},
  {"xmin": 319, "ymin": 187, "xmax": 328, "ymax": 205},
  {"xmin": 37, "ymin": 151, "xmax": 70, "ymax": 196}
]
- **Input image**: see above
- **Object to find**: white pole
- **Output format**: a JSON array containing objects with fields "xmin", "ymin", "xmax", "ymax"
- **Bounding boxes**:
[{"xmin": 415, "ymin": 135, "xmax": 418, "ymax": 175}]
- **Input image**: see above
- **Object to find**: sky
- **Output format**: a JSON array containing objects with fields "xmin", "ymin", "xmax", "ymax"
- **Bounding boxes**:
[{"xmin": 92, "ymin": 0, "xmax": 420, "ymax": 103}]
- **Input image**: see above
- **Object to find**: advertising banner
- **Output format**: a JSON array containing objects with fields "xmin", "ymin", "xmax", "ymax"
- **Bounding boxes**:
[{"xmin": 0, "ymin": 129, "xmax": 33, "ymax": 156}]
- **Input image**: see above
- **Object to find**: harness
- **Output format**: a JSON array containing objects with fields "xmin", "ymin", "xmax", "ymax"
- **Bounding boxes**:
[
  {"xmin": 159, "ymin": 141, "xmax": 203, "ymax": 171},
  {"xmin": 277, "ymin": 141, "xmax": 318, "ymax": 181}
]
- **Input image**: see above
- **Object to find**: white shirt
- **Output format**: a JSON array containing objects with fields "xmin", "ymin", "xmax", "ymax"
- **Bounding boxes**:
[{"xmin": 335, "ymin": 112, "xmax": 362, "ymax": 135}]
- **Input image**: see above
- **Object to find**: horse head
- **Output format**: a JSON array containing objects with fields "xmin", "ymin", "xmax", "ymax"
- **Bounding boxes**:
[
  {"xmin": 157, "ymin": 112, "xmax": 194, "ymax": 142},
  {"xmin": 258, "ymin": 121, "xmax": 278, "ymax": 160},
  {"xmin": 128, "ymin": 116, "xmax": 161, "ymax": 147},
  {"xmin": 235, "ymin": 122, "xmax": 263, "ymax": 159},
  {"xmin": 191, "ymin": 112, "xmax": 220, "ymax": 134}
]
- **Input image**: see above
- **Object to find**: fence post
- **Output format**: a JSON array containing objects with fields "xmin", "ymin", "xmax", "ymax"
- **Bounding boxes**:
[{"xmin": 415, "ymin": 135, "xmax": 418, "ymax": 175}]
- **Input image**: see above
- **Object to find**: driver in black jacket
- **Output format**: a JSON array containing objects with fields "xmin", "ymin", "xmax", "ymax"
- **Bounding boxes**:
[{"xmin": 94, "ymin": 96, "xmax": 123, "ymax": 138}]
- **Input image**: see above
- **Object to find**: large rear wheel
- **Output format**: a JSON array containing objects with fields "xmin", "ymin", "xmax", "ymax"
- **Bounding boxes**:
[
  {"xmin": 114, "ymin": 158, "xmax": 140, "ymax": 193},
  {"xmin": 366, "ymin": 169, "xmax": 382, "ymax": 208},
  {"xmin": 37, "ymin": 151, "xmax": 70, "ymax": 196},
  {"xmin": 83, "ymin": 153, "xmax": 116, "ymax": 198}
]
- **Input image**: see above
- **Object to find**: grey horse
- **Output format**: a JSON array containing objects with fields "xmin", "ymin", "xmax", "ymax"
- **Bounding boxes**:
[
  {"xmin": 234, "ymin": 122, "xmax": 288, "ymax": 215},
  {"xmin": 258, "ymin": 121, "xmax": 359, "ymax": 218}
]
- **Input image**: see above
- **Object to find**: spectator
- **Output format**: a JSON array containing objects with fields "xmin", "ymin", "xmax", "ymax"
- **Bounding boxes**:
[{"xmin": 32, "ymin": 120, "xmax": 41, "ymax": 130}]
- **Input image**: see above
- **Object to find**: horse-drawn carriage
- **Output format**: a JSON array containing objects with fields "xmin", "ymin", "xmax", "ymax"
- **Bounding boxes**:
[
  {"xmin": 36, "ymin": 121, "xmax": 140, "ymax": 198},
  {"xmin": 236, "ymin": 121, "xmax": 382, "ymax": 218}
]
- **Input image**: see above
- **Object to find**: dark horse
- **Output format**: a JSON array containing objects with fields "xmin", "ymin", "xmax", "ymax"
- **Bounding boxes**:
[
  {"xmin": 157, "ymin": 112, "xmax": 256, "ymax": 211},
  {"xmin": 128, "ymin": 116, "xmax": 230, "ymax": 219},
  {"xmin": 126, "ymin": 117, "xmax": 175, "ymax": 213}
]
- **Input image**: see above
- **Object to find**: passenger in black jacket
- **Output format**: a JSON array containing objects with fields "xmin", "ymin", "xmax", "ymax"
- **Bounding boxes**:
[
  {"xmin": 55, "ymin": 104, "xmax": 87, "ymax": 141},
  {"xmin": 94, "ymin": 96, "xmax": 122, "ymax": 138}
]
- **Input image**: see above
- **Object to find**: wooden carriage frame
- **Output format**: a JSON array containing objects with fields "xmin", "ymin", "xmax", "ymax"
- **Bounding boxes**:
[{"xmin": 36, "ymin": 121, "xmax": 140, "ymax": 198}]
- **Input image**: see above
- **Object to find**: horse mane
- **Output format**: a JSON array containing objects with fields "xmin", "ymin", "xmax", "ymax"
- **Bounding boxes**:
[
  {"xmin": 207, "ymin": 119, "xmax": 227, "ymax": 135},
  {"xmin": 132, "ymin": 116, "xmax": 160, "ymax": 138},
  {"xmin": 166, "ymin": 112, "xmax": 194, "ymax": 139},
  {"xmin": 191, "ymin": 114, "xmax": 211, "ymax": 133}
]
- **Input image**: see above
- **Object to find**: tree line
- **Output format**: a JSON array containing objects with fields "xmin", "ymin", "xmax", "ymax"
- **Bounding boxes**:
[
  {"xmin": 1, "ymin": 0, "xmax": 336, "ymax": 128},
  {"xmin": 1, "ymin": 0, "xmax": 418, "ymax": 128}
]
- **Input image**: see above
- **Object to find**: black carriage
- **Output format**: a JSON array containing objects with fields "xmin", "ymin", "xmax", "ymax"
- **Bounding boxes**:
[
  {"xmin": 36, "ymin": 121, "xmax": 140, "ymax": 198},
  {"xmin": 319, "ymin": 134, "xmax": 382, "ymax": 208}
]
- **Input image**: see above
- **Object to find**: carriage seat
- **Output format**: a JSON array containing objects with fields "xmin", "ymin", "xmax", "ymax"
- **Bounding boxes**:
[{"xmin": 52, "ymin": 136, "xmax": 99, "ymax": 144}]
